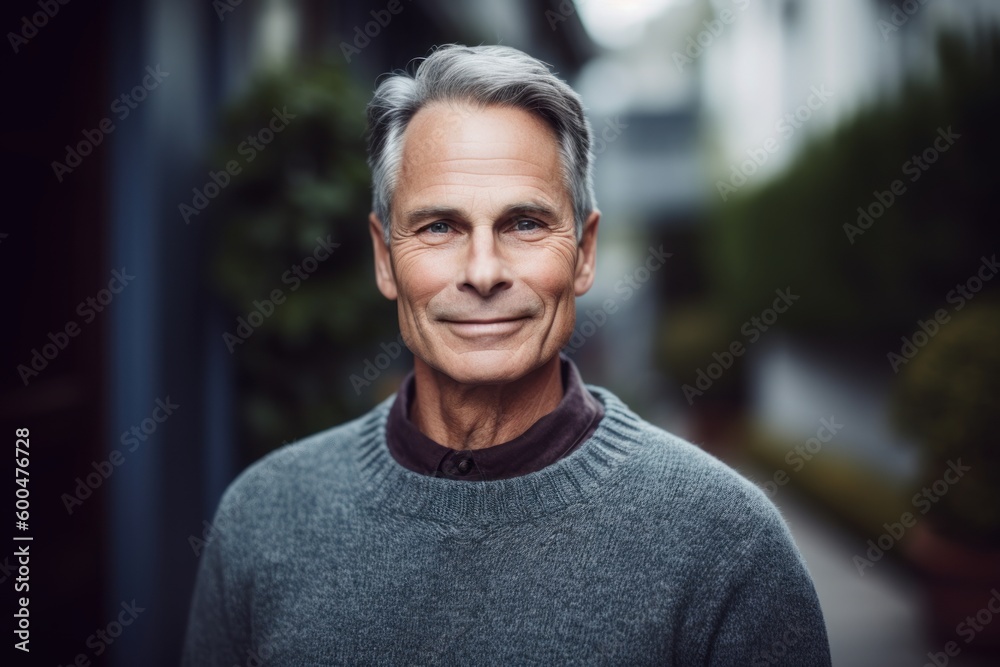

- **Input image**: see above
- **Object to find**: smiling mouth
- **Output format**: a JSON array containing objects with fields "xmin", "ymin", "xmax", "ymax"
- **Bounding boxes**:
[
  {"xmin": 441, "ymin": 317, "xmax": 529, "ymax": 337},
  {"xmin": 445, "ymin": 317, "xmax": 527, "ymax": 324}
]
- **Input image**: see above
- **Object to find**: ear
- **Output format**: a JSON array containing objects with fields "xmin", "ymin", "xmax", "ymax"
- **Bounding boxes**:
[
  {"xmin": 369, "ymin": 212, "xmax": 398, "ymax": 300},
  {"xmin": 574, "ymin": 209, "xmax": 600, "ymax": 296}
]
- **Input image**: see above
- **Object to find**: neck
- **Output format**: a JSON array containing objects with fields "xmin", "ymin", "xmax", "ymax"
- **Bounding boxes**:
[{"xmin": 410, "ymin": 355, "xmax": 564, "ymax": 451}]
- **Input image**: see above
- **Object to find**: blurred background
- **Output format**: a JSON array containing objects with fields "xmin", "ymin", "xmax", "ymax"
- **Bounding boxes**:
[{"xmin": 3, "ymin": 0, "xmax": 999, "ymax": 665}]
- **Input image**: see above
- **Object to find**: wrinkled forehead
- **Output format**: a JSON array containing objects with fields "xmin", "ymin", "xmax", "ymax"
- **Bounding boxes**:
[{"xmin": 395, "ymin": 101, "xmax": 571, "ymax": 217}]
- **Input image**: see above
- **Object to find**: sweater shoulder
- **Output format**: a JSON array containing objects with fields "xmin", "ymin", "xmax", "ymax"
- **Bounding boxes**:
[
  {"xmin": 645, "ymin": 421, "xmax": 774, "ymax": 515},
  {"xmin": 212, "ymin": 397, "xmax": 389, "ymax": 523},
  {"xmin": 601, "ymin": 403, "xmax": 803, "ymax": 582},
  {"xmin": 588, "ymin": 386, "xmax": 786, "ymax": 538},
  {"xmin": 651, "ymin": 423, "xmax": 781, "ymax": 529}
]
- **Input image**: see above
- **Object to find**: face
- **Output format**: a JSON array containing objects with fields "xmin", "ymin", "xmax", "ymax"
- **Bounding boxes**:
[{"xmin": 369, "ymin": 101, "xmax": 599, "ymax": 385}]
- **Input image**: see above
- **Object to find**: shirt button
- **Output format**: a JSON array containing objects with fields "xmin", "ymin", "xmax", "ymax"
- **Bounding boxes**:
[{"xmin": 456, "ymin": 457, "xmax": 473, "ymax": 474}]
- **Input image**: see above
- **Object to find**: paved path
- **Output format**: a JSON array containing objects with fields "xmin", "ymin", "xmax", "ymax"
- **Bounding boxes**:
[{"xmin": 774, "ymin": 492, "xmax": 994, "ymax": 667}]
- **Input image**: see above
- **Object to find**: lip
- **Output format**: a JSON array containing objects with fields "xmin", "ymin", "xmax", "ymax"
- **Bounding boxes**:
[{"xmin": 442, "ymin": 317, "xmax": 529, "ymax": 338}]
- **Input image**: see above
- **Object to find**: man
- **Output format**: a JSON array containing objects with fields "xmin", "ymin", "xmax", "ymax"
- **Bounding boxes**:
[{"xmin": 183, "ymin": 44, "xmax": 831, "ymax": 665}]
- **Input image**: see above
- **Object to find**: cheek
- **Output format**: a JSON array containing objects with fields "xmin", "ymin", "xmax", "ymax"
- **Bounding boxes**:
[
  {"xmin": 392, "ymin": 249, "xmax": 449, "ymax": 312},
  {"xmin": 526, "ymin": 246, "xmax": 578, "ymax": 301}
]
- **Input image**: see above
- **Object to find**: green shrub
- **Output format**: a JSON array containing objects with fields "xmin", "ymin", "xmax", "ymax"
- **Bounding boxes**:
[
  {"xmin": 206, "ymin": 60, "xmax": 400, "ymax": 462},
  {"xmin": 891, "ymin": 300, "xmax": 1000, "ymax": 546}
]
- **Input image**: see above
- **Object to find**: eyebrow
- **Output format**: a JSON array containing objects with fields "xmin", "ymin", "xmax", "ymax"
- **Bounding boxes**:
[{"xmin": 402, "ymin": 202, "xmax": 560, "ymax": 227}]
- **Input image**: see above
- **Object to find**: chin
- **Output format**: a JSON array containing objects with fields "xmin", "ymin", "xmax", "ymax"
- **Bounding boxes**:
[{"xmin": 428, "ymin": 347, "xmax": 547, "ymax": 386}]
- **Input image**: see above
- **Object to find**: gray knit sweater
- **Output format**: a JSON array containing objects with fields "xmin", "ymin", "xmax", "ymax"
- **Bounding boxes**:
[{"xmin": 182, "ymin": 385, "xmax": 831, "ymax": 666}]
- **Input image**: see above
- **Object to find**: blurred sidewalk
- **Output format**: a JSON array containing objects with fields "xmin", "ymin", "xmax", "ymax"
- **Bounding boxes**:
[{"xmin": 774, "ymin": 492, "xmax": 994, "ymax": 667}]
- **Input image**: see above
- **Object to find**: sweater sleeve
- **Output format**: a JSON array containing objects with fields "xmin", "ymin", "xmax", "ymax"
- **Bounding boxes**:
[
  {"xmin": 685, "ymin": 503, "xmax": 832, "ymax": 666},
  {"xmin": 181, "ymin": 493, "xmax": 251, "ymax": 667}
]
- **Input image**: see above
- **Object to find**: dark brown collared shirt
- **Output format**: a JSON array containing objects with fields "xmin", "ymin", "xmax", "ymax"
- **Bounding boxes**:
[{"xmin": 385, "ymin": 355, "xmax": 605, "ymax": 481}]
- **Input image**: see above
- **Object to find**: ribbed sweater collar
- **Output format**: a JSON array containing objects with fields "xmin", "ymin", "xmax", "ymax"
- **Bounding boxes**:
[
  {"xmin": 384, "ymin": 355, "xmax": 605, "ymax": 481},
  {"xmin": 352, "ymin": 385, "xmax": 645, "ymax": 527}
]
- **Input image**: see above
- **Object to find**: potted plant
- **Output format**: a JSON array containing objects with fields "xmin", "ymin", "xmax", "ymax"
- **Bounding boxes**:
[{"xmin": 892, "ymin": 299, "xmax": 1000, "ymax": 649}]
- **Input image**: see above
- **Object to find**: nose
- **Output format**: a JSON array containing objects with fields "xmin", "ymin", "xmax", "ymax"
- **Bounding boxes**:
[{"xmin": 459, "ymin": 227, "xmax": 512, "ymax": 298}]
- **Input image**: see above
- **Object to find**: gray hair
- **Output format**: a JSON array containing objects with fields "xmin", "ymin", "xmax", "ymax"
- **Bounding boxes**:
[{"xmin": 365, "ymin": 44, "xmax": 596, "ymax": 245}]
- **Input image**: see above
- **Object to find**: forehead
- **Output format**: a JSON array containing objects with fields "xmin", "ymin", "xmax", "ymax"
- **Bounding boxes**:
[{"xmin": 394, "ymin": 101, "xmax": 569, "ymax": 216}]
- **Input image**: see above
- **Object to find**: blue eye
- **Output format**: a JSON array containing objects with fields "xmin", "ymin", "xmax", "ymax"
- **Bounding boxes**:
[
  {"xmin": 427, "ymin": 221, "xmax": 451, "ymax": 234},
  {"xmin": 514, "ymin": 219, "xmax": 540, "ymax": 231}
]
